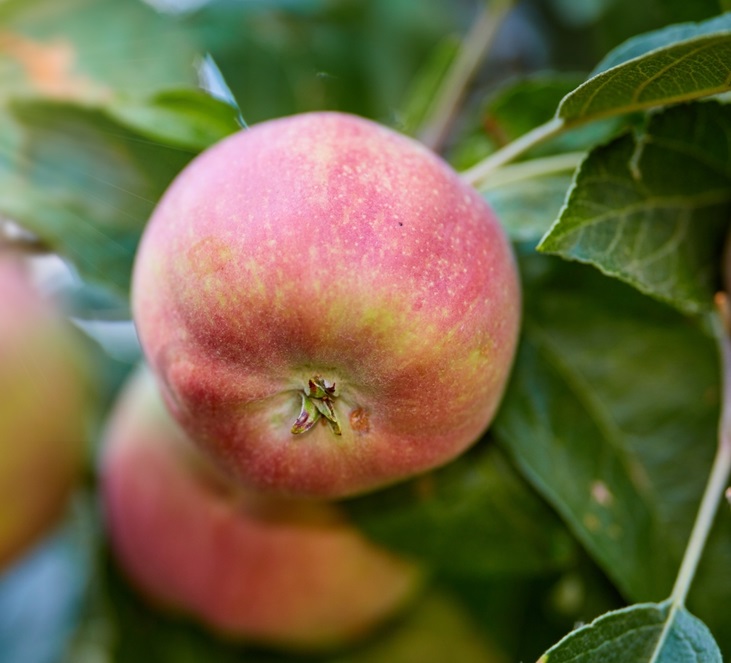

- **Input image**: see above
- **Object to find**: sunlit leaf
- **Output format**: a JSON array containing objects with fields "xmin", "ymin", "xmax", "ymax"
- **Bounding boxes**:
[
  {"xmin": 558, "ymin": 15, "xmax": 731, "ymax": 123},
  {"xmin": 109, "ymin": 89, "xmax": 239, "ymax": 150}
]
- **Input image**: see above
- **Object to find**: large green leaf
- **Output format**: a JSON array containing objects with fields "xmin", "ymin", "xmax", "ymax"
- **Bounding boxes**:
[
  {"xmin": 538, "ymin": 602, "xmax": 721, "ymax": 662},
  {"xmin": 558, "ymin": 14, "xmax": 731, "ymax": 123},
  {"xmin": 0, "ymin": 101, "xmax": 193, "ymax": 293},
  {"xmin": 494, "ymin": 258, "xmax": 721, "ymax": 604},
  {"xmin": 495, "ymin": 335, "xmax": 675, "ymax": 601},
  {"xmin": 347, "ymin": 445, "xmax": 575, "ymax": 579},
  {"xmin": 538, "ymin": 102, "xmax": 731, "ymax": 314}
]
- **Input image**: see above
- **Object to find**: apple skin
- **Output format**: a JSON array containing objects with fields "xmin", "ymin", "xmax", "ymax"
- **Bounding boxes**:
[
  {"xmin": 101, "ymin": 366, "xmax": 422, "ymax": 652},
  {"xmin": 0, "ymin": 257, "xmax": 89, "ymax": 570},
  {"xmin": 132, "ymin": 111, "xmax": 521, "ymax": 498}
]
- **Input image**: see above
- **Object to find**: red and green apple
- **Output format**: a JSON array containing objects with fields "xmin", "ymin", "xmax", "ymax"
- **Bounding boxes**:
[{"xmin": 132, "ymin": 111, "xmax": 521, "ymax": 498}]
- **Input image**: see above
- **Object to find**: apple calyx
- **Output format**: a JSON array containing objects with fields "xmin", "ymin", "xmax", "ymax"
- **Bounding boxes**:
[{"xmin": 291, "ymin": 376, "xmax": 342, "ymax": 436}]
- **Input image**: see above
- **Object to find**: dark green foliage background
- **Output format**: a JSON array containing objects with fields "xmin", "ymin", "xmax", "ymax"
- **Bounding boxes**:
[{"xmin": 1, "ymin": 1, "xmax": 730, "ymax": 662}]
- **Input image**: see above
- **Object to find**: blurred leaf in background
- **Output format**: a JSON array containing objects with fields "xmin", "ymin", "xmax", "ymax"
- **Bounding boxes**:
[
  {"xmin": 0, "ymin": 512, "xmax": 93, "ymax": 663},
  {"xmin": 183, "ymin": 0, "xmax": 466, "ymax": 125}
]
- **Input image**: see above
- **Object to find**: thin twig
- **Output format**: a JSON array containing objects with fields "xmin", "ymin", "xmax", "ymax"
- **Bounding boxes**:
[{"xmin": 418, "ymin": 0, "xmax": 514, "ymax": 152}]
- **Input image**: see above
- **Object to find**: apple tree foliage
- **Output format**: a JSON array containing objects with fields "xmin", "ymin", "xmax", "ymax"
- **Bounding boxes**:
[{"xmin": 1, "ymin": 0, "xmax": 731, "ymax": 661}]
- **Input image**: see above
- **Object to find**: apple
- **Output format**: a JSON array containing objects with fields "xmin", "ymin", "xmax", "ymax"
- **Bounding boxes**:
[
  {"xmin": 132, "ymin": 111, "xmax": 521, "ymax": 498},
  {"xmin": 101, "ymin": 366, "xmax": 422, "ymax": 652},
  {"xmin": 0, "ymin": 256, "xmax": 89, "ymax": 570}
]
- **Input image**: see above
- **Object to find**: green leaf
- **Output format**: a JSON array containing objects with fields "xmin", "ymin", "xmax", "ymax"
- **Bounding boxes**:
[
  {"xmin": 494, "ymin": 258, "xmax": 720, "ymax": 603},
  {"xmin": 590, "ymin": 13, "xmax": 731, "ymax": 75},
  {"xmin": 538, "ymin": 102, "xmax": 731, "ymax": 314},
  {"xmin": 558, "ymin": 15, "xmax": 731, "ymax": 123},
  {"xmin": 538, "ymin": 602, "xmax": 721, "ymax": 662},
  {"xmin": 109, "ymin": 89, "xmax": 240, "ymax": 150},
  {"xmin": 495, "ymin": 257, "xmax": 731, "ymax": 653},
  {"xmin": 347, "ymin": 445, "xmax": 575, "ymax": 579},
  {"xmin": 495, "ymin": 334, "xmax": 675, "ymax": 600},
  {"xmin": 0, "ymin": 101, "xmax": 192, "ymax": 294}
]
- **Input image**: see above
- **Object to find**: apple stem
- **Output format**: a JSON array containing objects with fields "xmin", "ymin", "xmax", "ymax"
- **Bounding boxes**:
[{"xmin": 291, "ymin": 376, "xmax": 342, "ymax": 436}]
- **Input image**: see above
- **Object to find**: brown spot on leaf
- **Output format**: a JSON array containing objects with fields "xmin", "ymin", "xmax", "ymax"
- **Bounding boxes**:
[{"xmin": 590, "ymin": 480, "xmax": 613, "ymax": 507}]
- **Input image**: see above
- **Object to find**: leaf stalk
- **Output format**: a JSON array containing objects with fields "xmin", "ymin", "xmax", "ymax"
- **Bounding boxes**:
[
  {"xmin": 667, "ymin": 306, "xmax": 731, "ymax": 608},
  {"xmin": 460, "ymin": 116, "xmax": 565, "ymax": 186},
  {"xmin": 647, "ymin": 302, "xmax": 731, "ymax": 662},
  {"xmin": 472, "ymin": 151, "xmax": 584, "ymax": 191}
]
